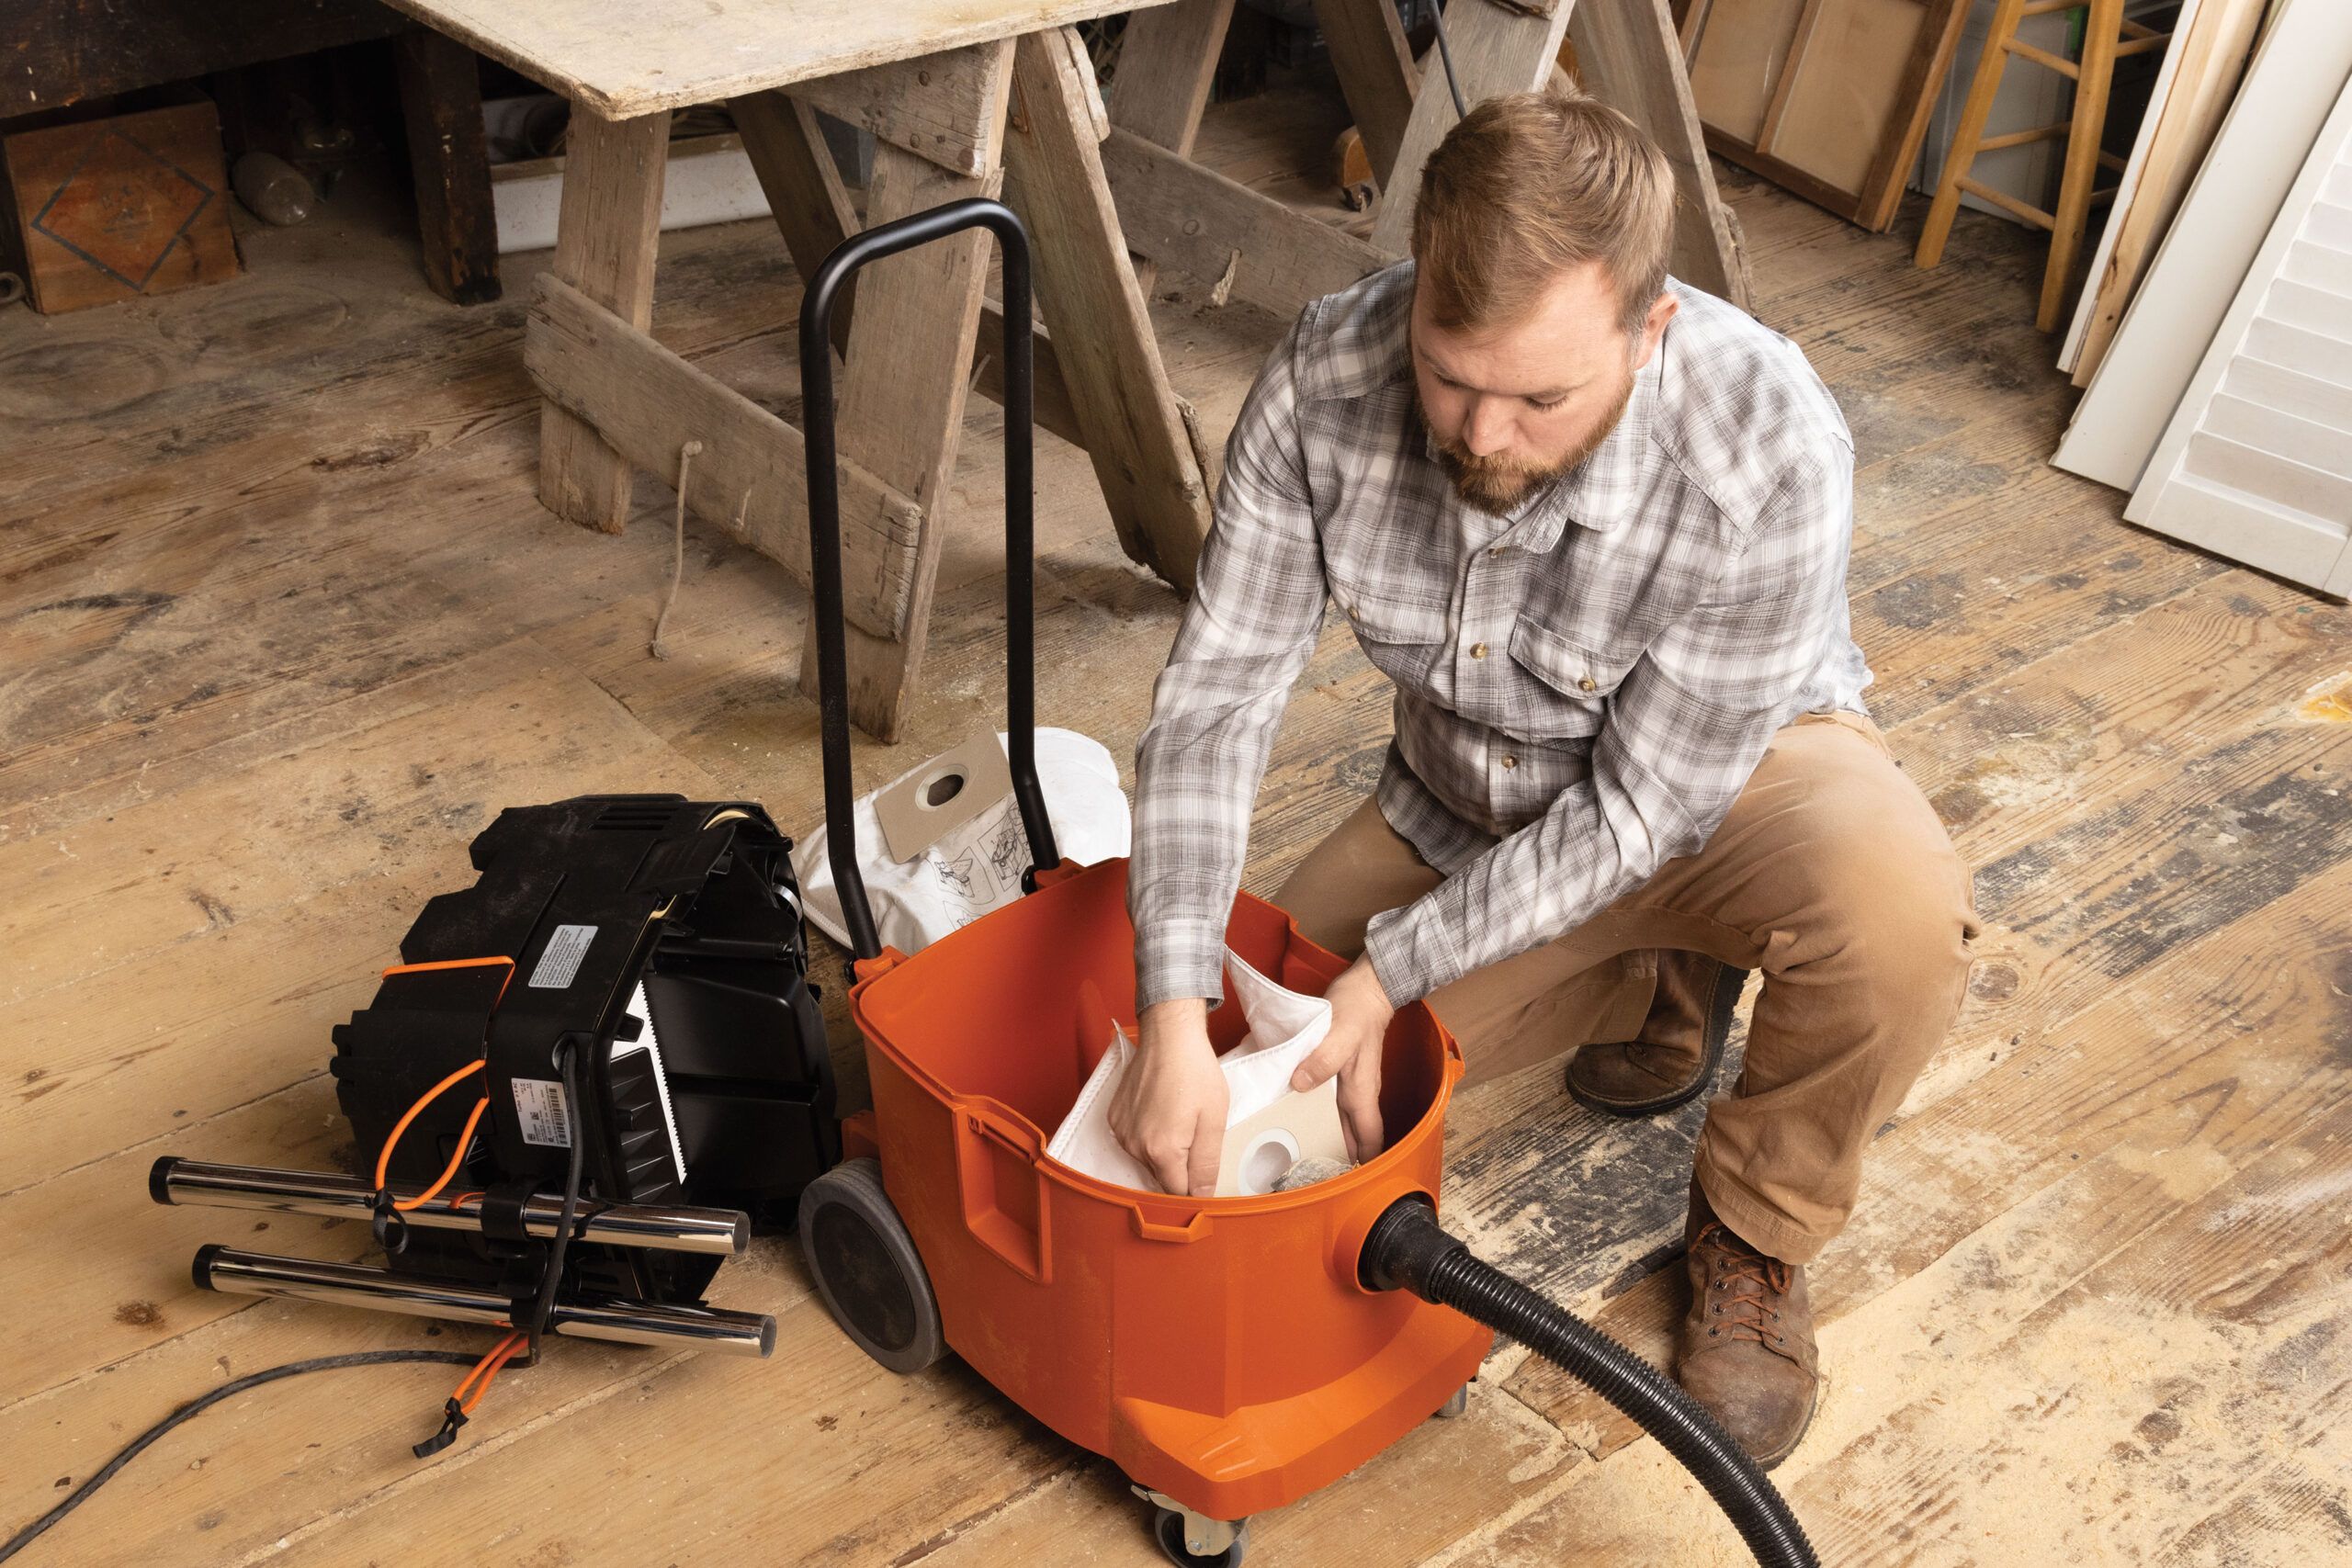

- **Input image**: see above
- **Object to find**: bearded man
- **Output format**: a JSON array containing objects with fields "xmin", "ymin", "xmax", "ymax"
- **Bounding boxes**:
[{"xmin": 1114, "ymin": 90, "xmax": 1978, "ymax": 1467}]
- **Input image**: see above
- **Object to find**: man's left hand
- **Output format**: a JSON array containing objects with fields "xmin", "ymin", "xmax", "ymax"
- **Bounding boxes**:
[{"xmin": 1289, "ymin": 956, "xmax": 1396, "ymax": 1161}]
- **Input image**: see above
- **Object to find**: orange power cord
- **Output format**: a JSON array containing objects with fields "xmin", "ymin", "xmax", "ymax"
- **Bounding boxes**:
[
  {"xmin": 370, "ymin": 954, "xmax": 514, "ymax": 1212},
  {"xmin": 373, "ymin": 1058, "xmax": 490, "ymax": 1211},
  {"xmin": 454, "ymin": 1332, "xmax": 528, "ymax": 1415},
  {"xmin": 365, "ymin": 955, "xmax": 557, "ymax": 1461},
  {"xmin": 413, "ymin": 1330, "xmax": 529, "ymax": 1459}
]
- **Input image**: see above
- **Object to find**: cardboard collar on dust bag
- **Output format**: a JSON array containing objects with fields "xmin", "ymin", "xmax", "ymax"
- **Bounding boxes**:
[
  {"xmin": 1047, "ymin": 948, "xmax": 1350, "ymax": 1197},
  {"xmin": 791, "ymin": 728, "xmax": 1131, "ymax": 955}
]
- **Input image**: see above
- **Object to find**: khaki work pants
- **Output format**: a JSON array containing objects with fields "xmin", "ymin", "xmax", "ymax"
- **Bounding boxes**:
[{"xmin": 1273, "ymin": 711, "xmax": 1980, "ymax": 1265}]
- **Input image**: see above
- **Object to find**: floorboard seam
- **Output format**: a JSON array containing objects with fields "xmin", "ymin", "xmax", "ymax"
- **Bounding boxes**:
[{"xmin": 0, "ymin": 1069, "xmax": 329, "ymax": 1205}]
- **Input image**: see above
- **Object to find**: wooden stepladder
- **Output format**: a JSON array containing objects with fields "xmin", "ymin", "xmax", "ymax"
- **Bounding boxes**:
[
  {"xmin": 1915, "ymin": 0, "xmax": 2174, "ymax": 330},
  {"xmin": 532, "ymin": 30, "xmax": 1214, "ymax": 742}
]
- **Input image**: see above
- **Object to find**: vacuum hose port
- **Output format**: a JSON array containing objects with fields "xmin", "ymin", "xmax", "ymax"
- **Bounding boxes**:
[
  {"xmin": 1357, "ymin": 1193, "xmax": 1452, "ymax": 1293},
  {"xmin": 1356, "ymin": 1197, "xmax": 1819, "ymax": 1568}
]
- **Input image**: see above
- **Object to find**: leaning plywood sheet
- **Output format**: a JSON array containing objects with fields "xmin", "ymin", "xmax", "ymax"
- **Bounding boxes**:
[
  {"xmin": 2052, "ymin": 0, "xmax": 2352, "ymax": 492},
  {"xmin": 373, "ymin": 0, "xmax": 1168, "ymax": 119},
  {"xmin": 1687, "ymin": 0, "xmax": 1805, "ymax": 142},
  {"xmin": 2124, "ymin": 79, "xmax": 2352, "ymax": 597},
  {"xmin": 1771, "ymin": 0, "xmax": 1932, "ymax": 199},
  {"xmin": 2058, "ymin": 0, "xmax": 2267, "ymax": 384},
  {"xmin": 1687, "ymin": 0, "xmax": 1968, "ymax": 231}
]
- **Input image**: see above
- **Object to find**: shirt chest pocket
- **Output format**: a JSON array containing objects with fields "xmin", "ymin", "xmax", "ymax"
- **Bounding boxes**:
[
  {"xmin": 1506, "ymin": 616, "xmax": 1639, "ymax": 737},
  {"xmin": 1334, "ymin": 587, "xmax": 1451, "ymax": 689}
]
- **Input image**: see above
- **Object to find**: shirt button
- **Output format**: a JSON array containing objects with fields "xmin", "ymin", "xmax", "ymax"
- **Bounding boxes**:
[
  {"xmin": 1500, "ymin": 755, "xmax": 1517, "ymax": 770},
  {"xmin": 1578, "ymin": 676, "xmax": 1598, "ymax": 693},
  {"xmin": 1470, "ymin": 641, "xmax": 1488, "ymax": 660},
  {"xmin": 1489, "ymin": 546, "xmax": 1507, "ymax": 557}
]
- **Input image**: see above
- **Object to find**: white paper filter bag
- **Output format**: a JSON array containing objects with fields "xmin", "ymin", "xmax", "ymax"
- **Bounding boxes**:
[
  {"xmin": 792, "ymin": 728, "xmax": 1129, "ymax": 956},
  {"xmin": 1046, "ymin": 947, "xmax": 1332, "ymax": 1193}
]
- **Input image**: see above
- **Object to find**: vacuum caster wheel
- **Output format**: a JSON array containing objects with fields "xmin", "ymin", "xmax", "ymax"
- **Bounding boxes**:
[
  {"xmin": 797, "ymin": 1158, "xmax": 945, "ymax": 1373},
  {"xmin": 1151, "ymin": 1506, "xmax": 1250, "ymax": 1567},
  {"xmin": 1434, "ymin": 1381, "xmax": 1471, "ymax": 1420}
]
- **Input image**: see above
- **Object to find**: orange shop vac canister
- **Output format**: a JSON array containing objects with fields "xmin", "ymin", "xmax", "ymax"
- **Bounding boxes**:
[{"xmin": 849, "ymin": 856, "xmax": 1493, "ymax": 1526}]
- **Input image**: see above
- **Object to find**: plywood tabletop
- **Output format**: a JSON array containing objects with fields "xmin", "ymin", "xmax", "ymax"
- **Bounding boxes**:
[{"xmin": 378, "ymin": 0, "xmax": 1170, "ymax": 118}]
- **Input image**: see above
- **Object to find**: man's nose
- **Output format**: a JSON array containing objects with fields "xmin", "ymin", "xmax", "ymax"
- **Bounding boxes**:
[{"xmin": 1463, "ymin": 398, "xmax": 1512, "ymax": 457}]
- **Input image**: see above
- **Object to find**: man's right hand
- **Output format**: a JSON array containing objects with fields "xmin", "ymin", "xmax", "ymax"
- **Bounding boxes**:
[{"xmin": 1108, "ymin": 998, "xmax": 1228, "ymax": 1196}]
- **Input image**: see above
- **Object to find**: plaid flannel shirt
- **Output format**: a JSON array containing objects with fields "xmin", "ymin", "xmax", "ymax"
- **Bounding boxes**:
[{"xmin": 1129, "ymin": 261, "xmax": 1871, "ymax": 1011}]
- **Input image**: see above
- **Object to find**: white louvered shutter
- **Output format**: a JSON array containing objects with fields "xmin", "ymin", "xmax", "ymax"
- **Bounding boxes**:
[{"xmin": 2126, "ymin": 77, "xmax": 2352, "ymax": 595}]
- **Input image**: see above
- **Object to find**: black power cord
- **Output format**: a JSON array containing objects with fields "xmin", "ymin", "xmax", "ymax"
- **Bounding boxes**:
[
  {"xmin": 0, "ymin": 1349, "xmax": 481, "ymax": 1565},
  {"xmin": 414, "ymin": 1035, "xmax": 588, "ymax": 1459},
  {"xmin": 1429, "ymin": 0, "xmax": 1469, "ymax": 119},
  {"xmin": 524, "ymin": 1037, "xmax": 588, "ymax": 1352}
]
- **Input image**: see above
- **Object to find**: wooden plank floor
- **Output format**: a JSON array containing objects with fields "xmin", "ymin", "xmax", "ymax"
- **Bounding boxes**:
[{"xmin": 6, "ymin": 78, "xmax": 2351, "ymax": 1567}]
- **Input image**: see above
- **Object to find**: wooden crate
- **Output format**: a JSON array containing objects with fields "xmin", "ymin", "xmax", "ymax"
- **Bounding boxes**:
[{"xmin": 3, "ymin": 100, "xmax": 241, "ymax": 313}]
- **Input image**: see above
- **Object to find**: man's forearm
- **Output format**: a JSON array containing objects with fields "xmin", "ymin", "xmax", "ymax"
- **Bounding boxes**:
[
  {"xmin": 1363, "ymin": 761, "xmax": 1686, "ymax": 1006},
  {"xmin": 1138, "ymin": 996, "xmax": 1210, "ymax": 1043}
]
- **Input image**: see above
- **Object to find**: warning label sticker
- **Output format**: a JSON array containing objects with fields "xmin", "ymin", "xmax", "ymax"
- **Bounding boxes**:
[
  {"xmin": 526, "ymin": 924, "xmax": 596, "ymax": 989},
  {"xmin": 513, "ymin": 1077, "xmax": 572, "ymax": 1147}
]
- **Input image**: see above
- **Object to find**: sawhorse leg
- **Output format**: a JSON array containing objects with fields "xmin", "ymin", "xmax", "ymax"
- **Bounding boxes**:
[
  {"xmin": 761, "ymin": 35, "xmax": 1209, "ymax": 738},
  {"xmin": 793, "ymin": 98, "xmax": 1012, "ymax": 742},
  {"xmin": 1005, "ymin": 28, "xmax": 1211, "ymax": 592},
  {"xmin": 559, "ymin": 38, "xmax": 1211, "ymax": 741},
  {"xmin": 539, "ymin": 107, "xmax": 670, "ymax": 533},
  {"xmin": 1567, "ymin": 0, "xmax": 1749, "ymax": 306},
  {"xmin": 1310, "ymin": 0, "xmax": 1419, "ymax": 190},
  {"xmin": 394, "ymin": 30, "xmax": 501, "ymax": 307},
  {"xmin": 730, "ymin": 90, "xmax": 861, "ymax": 358}
]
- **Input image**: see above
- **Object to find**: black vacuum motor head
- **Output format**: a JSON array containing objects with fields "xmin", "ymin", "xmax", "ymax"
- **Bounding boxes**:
[{"xmin": 325, "ymin": 794, "xmax": 839, "ymax": 1306}]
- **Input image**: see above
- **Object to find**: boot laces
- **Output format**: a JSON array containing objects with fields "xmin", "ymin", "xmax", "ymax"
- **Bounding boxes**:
[{"xmin": 1696, "ymin": 1222, "xmax": 1791, "ymax": 1346}]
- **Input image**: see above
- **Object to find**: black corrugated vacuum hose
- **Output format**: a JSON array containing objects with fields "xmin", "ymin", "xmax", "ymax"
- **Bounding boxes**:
[{"xmin": 1361, "ymin": 1197, "xmax": 1819, "ymax": 1568}]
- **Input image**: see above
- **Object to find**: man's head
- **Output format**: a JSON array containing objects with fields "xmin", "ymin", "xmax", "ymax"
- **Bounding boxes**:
[{"xmin": 1409, "ymin": 90, "xmax": 1679, "ymax": 512}]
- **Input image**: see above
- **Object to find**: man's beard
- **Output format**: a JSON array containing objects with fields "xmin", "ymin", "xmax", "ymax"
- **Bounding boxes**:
[{"xmin": 1423, "ymin": 369, "xmax": 1636, "ymax": 513}]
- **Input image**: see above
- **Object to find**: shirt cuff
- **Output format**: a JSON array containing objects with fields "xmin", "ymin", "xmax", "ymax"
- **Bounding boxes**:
[
  {"xmin": 1361, "ymin": 891, "xmax": 1467, "ymax": 1008},
  {"xmin": 1134, "ymin": 914, "xmax": 1230, "ymax": 1012}
]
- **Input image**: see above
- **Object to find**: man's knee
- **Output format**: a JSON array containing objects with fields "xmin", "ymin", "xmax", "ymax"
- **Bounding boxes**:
[
  {"xmin": 1838, "ymin": 844, "xmax": 1974, "ymax": 1015},
  {"xmin": 1270, "ymin": 798, "xmax": 1440, "ymax": 961},
  {"xmin": 1772, "ymin": 759, "xmax": 1978, "ymax": 996}
]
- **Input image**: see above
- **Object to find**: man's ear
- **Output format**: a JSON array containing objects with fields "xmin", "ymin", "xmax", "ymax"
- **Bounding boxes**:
[{"xmin": 1631, "ymin": 290, "xmax": 1679, "ymax": 370}]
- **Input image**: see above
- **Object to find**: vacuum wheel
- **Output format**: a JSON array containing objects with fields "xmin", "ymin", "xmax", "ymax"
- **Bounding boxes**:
[
  {"xmin": 1152, "ymin": 1506, "xmax": 1250, "ymax": 1568},
  {"xmin": 797, "ymin": 1158, "xmax": 945, "ymax": 1374},
  {"xmin": 1435, "ymin": 1380, "xmax": 1472, "ymax": 1420}
]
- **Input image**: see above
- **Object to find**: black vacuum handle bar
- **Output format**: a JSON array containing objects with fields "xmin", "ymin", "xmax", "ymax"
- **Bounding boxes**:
[{"xmin": 801, "ymin": 198, "xmax": 1060, "ymax": 963}]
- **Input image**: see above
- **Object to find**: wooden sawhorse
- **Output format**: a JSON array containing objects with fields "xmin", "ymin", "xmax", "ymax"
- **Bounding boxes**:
[{"xmin": 381, "ymin": 1, "xmax": 1213, "ymax": 740}]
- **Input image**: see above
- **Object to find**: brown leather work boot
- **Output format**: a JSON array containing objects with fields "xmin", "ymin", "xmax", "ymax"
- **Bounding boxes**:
[
  {"xmin": 1674, "ymin": 1185, "xmax": 1818, "ymax": 1470},
  {"xmin": 1566, "ymin": 952, "xmax": 1747, "ymax": 1117}
]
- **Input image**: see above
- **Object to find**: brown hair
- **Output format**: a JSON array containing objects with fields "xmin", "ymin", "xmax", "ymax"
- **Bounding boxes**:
[{"xmin": 1410, "ymin": 89, "xmax": 1676, "ymax": 336}]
